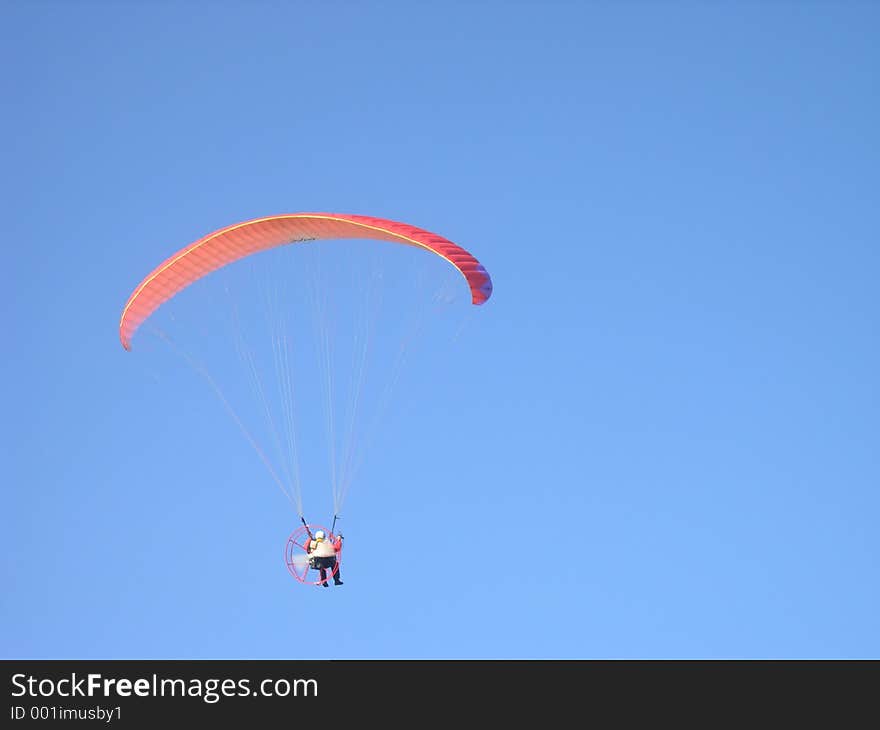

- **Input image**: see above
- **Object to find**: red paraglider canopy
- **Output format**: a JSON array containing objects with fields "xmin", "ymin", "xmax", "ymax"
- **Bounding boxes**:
[{"xmin": 119, "ymin": 212, "xmax": 493, "ymax": 351}]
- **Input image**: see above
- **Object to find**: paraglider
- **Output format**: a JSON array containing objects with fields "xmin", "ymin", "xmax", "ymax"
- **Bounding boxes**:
[
  {"xmin": 120, "ymin": 212, "xmax": 492, "ymax": 587},
  {"xmin": 285, "ymin": 519, "xmax": 344, "ymax": 587}
]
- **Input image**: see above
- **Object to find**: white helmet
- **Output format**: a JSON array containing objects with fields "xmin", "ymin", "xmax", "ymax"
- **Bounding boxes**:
[{"xmin": 314, "ymin": 530, "xmax": 325, "ymax": 540}]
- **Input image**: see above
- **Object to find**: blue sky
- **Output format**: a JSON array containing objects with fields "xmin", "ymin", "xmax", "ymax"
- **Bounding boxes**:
[{"xmin": 3, "ymin": 1, "xmax": 878, "ymax": 659}]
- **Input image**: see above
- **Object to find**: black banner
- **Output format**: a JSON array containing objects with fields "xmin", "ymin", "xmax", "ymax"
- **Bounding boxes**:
[{"xmin": 3, "ymin": 660, "xmax": 877, "ymax": 724}]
